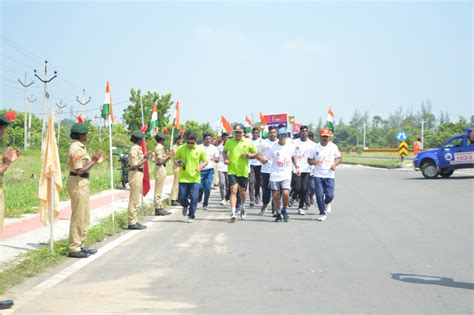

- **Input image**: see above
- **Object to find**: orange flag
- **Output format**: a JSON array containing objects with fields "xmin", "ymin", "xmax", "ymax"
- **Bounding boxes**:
[
  {"xmin": 259, "ymin": 112, "xmax": 266, "ymax": 125},
  {"xmin": 174, "ymin": 101, "xmax": 180, "ymax": 129},
  {"xmin": 221, "ymin": 115, "xmax": 232, "ymax": 134}
]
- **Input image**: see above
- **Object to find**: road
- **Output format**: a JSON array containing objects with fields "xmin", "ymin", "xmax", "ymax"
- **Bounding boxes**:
[{"xmin": 7, "ymin": 165, "xmax": 474, "ymax": 314}]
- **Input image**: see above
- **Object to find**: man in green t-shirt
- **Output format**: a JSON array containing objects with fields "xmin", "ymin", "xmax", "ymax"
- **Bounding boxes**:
[
  {"xmin": 174, "ymin": 132, "xmax": 208, "ymax": 223},
  {"xmin": 223, "ymin": 123, "xmax": 258, "ymax": 222}
]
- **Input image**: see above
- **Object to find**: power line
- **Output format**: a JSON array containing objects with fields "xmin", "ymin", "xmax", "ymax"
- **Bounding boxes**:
[{"xmin": 0, "ymin": 35, "xmax": 43, "ymax": 64}]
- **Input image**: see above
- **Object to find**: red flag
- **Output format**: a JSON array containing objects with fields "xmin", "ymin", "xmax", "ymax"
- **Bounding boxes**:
[
  {"xmin": 140, "ymin": 124, "xmax": 150, "ymax": 196},
  {"xmin": 221, "ymin": 115, "xmax": 232, "ymax": 134}
]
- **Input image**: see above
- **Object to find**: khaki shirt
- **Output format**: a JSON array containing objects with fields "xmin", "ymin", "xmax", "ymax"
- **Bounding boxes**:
[
  {"xmin": 129, "ymin": 143, "xmax": 143, "ymax": 168},
  {"xmin": 67, "ymin": 140, "xmax": 91, "ymax": 171},
  {"xmin": 154, "ymin": 143, "xmax": 166, "ymax": 167}
]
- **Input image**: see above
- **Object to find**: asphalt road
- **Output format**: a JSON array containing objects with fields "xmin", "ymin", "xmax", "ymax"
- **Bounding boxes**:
[{"xmin": 8, "ymin": 165, "xmax": 474, "ymax": 314}]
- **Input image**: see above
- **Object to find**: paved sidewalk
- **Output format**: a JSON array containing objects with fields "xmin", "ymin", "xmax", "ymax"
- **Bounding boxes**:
[{"xmin": 0, "ymin": 175, "xmax": 175, "ymax": 271}]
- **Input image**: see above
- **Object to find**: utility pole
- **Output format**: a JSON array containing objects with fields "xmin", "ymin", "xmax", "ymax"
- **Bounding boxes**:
[
  {"xmin": 55, "ymin": 100, "xmax": 67, "ymax": 144},
  {"xmin": 421, "ymin": 120, "xmax": 425, "ymax": 149},
  {"xmin": 34, "ymin": 60, "xmax": 57, "ymax": 151},
  {"xmin": 26, "ymin": 94, "xmax": 37, "ymax": 147},
  {"xmin": 363, "ymin": 122, "xmax": 367, "ymax": 149},
  {"xmin": 18, "ymin": 73, "xmax": 34, "ymax": 150},
  {"xmin": 76, "ymin": 89, "xmax": 91, "ymax": 116}
]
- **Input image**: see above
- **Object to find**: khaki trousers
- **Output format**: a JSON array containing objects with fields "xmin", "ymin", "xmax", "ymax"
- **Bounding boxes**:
[
  {"xmin": 170, "ymin": 167, "xmax": 180, "ymax": 200},
  {"xmin": 128, "ymin": 170, "xmax": 143, "ymax": 225},
  {"xmin": 68, "ymin": 176, "xmax": 90, "ymax": 253},
  {"xmin": 154, "ymin": 166, "xmax": 167, "ymax": 208}
]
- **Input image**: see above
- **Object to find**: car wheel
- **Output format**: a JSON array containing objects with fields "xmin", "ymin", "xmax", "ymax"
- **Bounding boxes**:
[
  {"xmin": 440, "ymin": 170, "xmax": 454, "ymax": 178},
  {"xmin": 421, "ymin": 162, "xmax": 438, "ymax": 179}
]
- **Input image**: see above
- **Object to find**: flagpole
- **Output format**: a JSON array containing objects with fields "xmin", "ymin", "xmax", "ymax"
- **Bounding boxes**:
[
  {"xmin": 140, "ymin": 95, "xmax": 145, "ymax": 206},
  {"xmin": 108, "ymin": 119, "xmax": 115, "ymax": 229},
  {"xmin": 50, "ymin": 170, "xmax": 54, "ymax": 251}
]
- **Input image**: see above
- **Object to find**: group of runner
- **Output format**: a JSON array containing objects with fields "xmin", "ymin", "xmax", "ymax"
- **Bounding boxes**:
[{"xmin": 176, "ymin": 122, "xmax": 342, "ymax": 223}]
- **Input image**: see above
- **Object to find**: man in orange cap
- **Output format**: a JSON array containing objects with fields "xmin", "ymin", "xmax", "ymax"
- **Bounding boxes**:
[
  {"xmin": 308, "ymin": 128, "xmax": 341, "ymax": 222},
  {"xmin": 0, "ymin": 111, "xmax": 19, "ymax": 310}
]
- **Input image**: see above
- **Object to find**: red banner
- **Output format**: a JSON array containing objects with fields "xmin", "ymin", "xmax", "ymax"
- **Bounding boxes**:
[{"xmin": 263, "ymin": 113, "xmax": 287, "ymax": 127}]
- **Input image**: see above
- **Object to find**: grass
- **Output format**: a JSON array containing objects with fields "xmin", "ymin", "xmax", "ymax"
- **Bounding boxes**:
[
  {"xmin": 342, "ymin": 157, "xmax": 404, "ymax": 169},
  {"xmin": 0, "ymin": 203, "xmax": 155, "ymax": 295}
]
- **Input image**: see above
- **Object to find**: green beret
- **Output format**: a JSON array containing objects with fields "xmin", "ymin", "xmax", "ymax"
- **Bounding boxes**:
[
  {"xmin": 154, "ymin": 132, "xmax": 166, "ymax": 141},
  {"xmin": 70, "ymin": 123, "xmax": 89, "ymax": 134},
  {"xmin": 131, "ymin": 130, "xmax": 145, "ymax": 139}
]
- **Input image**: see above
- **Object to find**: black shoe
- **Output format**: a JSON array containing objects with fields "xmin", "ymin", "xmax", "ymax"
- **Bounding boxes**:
[
  {"xmin": 0, "ymin": 300, "xmax": 14, "ymax": 310},
  {"xmin": 274, "ymin": 214, "xmax": 283, "ymax": 222},
  {"xmin": 182, "ymin": 206, "xmax": 188, "ymax": 216},
  {"xmin": 283, "ymin": 213, "xmax": 290, "ymax": 222},
  {"xmin": 155, "ymin": 208, "xmax": 171, "ymax": 216},
  {"xmin": 81, "ymin": 247, "xmax": 97, "ymax": 255},
  {"xmin": 69, "ymin": 251, "xmax": 90, "ymax": 258},
  {"xmin": 128, "ymin": 223, "xmax": 146, "ymax": 230},
  {"xmin": 171, "ymin": 200, "xmax": 180, "ymax": 207}
]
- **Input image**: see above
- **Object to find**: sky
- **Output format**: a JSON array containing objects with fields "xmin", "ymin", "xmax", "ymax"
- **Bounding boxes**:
[{"xmin": 0, "ymin": 0, "xmax": 472, "ymax": 128}]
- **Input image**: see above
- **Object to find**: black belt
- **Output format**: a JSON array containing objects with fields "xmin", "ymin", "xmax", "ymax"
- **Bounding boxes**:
[
  {"xmin": 137, "ymin": 168, "xmax": 144, "ymax": 172},
  {"xmin": 155, "ymin": 163, "xmax": 166, "ymax": 167},
  {"xmin": 69, "ymin": 172, "xmax": 89, "ymax": 179}
]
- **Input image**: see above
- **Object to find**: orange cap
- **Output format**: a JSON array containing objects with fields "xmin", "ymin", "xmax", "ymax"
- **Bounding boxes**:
[{"xmin": 320, "ymin": 128, "xmax": 332, "ymax": 137}]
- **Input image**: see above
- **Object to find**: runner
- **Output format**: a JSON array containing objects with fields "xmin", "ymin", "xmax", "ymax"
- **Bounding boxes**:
[
  {"xmin": 223, "ymin": 123, "xmax": 258, "ymax": 222},
  {"xmin": 198, "ymin": 132, "xmax": 219, "ymax": 210},
  {"xmin": 291, "ymin": 125, "xmax": 315, "ymax": 215},
  {"xmin": 217, "ymin": 132, "xmax": 230, "ymax": 205},
  {"xmin": 259, "ymin": 127, "xmax": 293, "ymax": 222},
  {"xmin": 308, "ymin": 128, "xmax": 342, "ymax": 222},
  {"xmin": 259, "ymin": 126, "xmax": 277, "ymax": 214},
  {"xmin": 249, "ymin": 127, "xmax": 263, "ymax": 207}
]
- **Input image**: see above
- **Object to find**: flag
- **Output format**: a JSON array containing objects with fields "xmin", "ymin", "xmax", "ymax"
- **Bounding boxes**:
[
  {"xmin": 221, "ymin": 115, "xmax": 232, "ymax": 134},
  {"xmin": 259, "ymin": 112, "xmax": 266, "ymax": 125},
  {"xmin": 38, "ymin": 112, "xmax": 62, "ymax": 225},
  {"xmin": 101, "ymin": 81, "xmax": 114, "ymax": 123},
  {"xmin": 140, "ymin": 124, "xmax": 150, "ymax": 196},
  {"xmin": 244, "ymin": 115, "xmax": 253, "ymax": 132},
  {"xmin": 326, "ymin": 106, "xmax": 335, "ymax": 132},
  {"xmin": 150, "ymin": 102, "xmax": 158, "ymax": 137},
  {"xmin": 174, "ymin": 101, "xmax": 180, "ymax": 129}
]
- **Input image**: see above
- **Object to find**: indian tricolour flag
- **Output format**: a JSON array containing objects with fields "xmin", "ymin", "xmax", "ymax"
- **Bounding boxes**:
[
  {"xmin": 150, "ymin": 102, "xmax": 158, "ymax": 137},
  {"xmin": 326, "ymin": 106, "xmax": 335, "ymax": 132},
  {"xmin": 101, "ymin": 81, "xmax": 114, "ymax": 123}
]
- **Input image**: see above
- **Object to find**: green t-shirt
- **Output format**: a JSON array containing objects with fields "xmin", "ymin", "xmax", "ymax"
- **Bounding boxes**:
[
  {"xmin": 223, "ymin": 138, "xmax": 256, "ymax": 177},
  {"xmin": 174, "ymin": 144, "xmax": 208, "ymax": 183}
]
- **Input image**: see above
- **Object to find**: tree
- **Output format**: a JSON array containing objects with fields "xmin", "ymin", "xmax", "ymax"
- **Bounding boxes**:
[{"xmin": 123, "ymin": 89, "xmax": 173, "ymax": 132}]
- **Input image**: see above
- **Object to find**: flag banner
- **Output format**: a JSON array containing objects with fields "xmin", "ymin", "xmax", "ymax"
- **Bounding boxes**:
[
  {"xmin": 263, "ymin": 113, "xmax": 288, "ymax": 128},
  {"xmin": 150, "ymin": 102, "xmax": 158, "ymax": 137},
  {"xmin": 101, "ymin": 81, "xmax": 114, "ymax": 123},
  {"xmin": 221, "ymin": 115, "xmax": 232, "ymax": 134},
  {"xmin": 326, "ymin": 106, "xmax": 335, "ymax": 132}
]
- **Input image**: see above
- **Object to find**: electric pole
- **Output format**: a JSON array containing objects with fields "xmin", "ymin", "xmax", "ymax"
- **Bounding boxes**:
[
  {"xmin": 76, "ymin": 89, "xmax": 91, "ymax": 116},
  {"xmin": 56, "ymin": 100, "xmax": 67, "ymax": 144},
  {"xmin": 18, "ymin": 73, "xmax": 34, "ymax": 150},
  {"xmin": 34, "ymin": 60, "xmax": 57, "ymax": 151},
  {"xmin": 27, "ymin": 94, "xmax": 37, "ymax": 148}
]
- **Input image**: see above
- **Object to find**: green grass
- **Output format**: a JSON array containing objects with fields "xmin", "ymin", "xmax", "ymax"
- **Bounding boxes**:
[
  {"xmin": 342, "ymin": 157, "xmax": 404, "ymax": 169},
  {"xmin": 0, "ymin": 203, "xmax": 154, "ymax": 295}
]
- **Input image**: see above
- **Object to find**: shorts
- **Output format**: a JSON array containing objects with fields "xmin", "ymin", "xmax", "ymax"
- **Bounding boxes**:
[
  {"xmin": 228, "ymin": 174, "xmax": 249, "ymax": 189},
  {"xmin": 269, "ymin": 180, "xmax": 291, "ymax": 191}
]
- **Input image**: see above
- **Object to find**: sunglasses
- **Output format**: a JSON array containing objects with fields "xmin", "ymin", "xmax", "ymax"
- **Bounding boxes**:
[{"xmin": 187, "ymin": 141, "xmax": 196, "ymax": 145}]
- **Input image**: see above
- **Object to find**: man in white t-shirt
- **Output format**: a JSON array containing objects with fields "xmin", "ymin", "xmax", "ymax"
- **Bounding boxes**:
[
  {"xmin": 249, "ymin": 127, "xmax": 263, "ymax": 207},
  {"xmin": 259, "ymin": 125, "xmax": 278, "ymax": 215},
  {"xmin": 291, "ymin": 125, "xmax": 315, "ymax": 215},
  {"xmin": 259, "ymin": 127, "xmax": 293, "ymax": 222},
  {"xmin": 308, "ymin": 128, "xmax": 342, "ymax": 222},
  {"xmin": 198, "ymin": 132, "xmax": 219, "ymax": 210},
  {"xmin": 217, "ymin": 132, "xmax": 230, "ymax": 205}
]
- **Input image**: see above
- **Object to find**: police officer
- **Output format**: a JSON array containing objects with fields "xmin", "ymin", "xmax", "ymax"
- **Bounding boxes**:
[
  {"xmin": 67, "ymin": 122, "xmax": 103, "ymax": 258},
  {"xmin": 127, "ymin": 130, "xmax": 152, "ymax": 229},
  {"xmin": 153, "ymin": 132, "xmax": 172, "ymax": 216},
  {"xmin": 0, "ymin": 111, "xmax": 19, "ymax": 310}
]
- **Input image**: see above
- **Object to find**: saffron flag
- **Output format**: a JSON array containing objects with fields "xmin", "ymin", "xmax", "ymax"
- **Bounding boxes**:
[
  {"xmin": 174, "ymin": 101, "xmax": 180, "ymax": 129},
  {"xmin": 38, "ymin": 112, "xmax": 62, "ymax": 225},
  {"xmin": 244, "ymin": 115, "xmax": 253, "ymax": 129},
  {"xmin": 259, "ymin": 112, "xmax": 266, "ymax": 125},
  {"xmin": 140, "ymin": 124, "xmax": 150, "ymax": 196},
  {"xmin": 101, "ymin": 81, "xmax": 114, "ymax": 123},
  {"xmin": 221, "ymin": 115, "xmax": 232, "ymax": 134},
  {"xmin": 326, "ymin": 106, "xmax": 335, "ymax": 132},
  {"xmin": 150, "ymin": 102, "xmax": 158, "ymax": 137}
]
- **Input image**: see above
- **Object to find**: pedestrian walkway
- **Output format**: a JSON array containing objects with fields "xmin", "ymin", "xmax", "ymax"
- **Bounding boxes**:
[{"xmin": 0, "ymin": 176, "xmax": 175, "ymax": 271}]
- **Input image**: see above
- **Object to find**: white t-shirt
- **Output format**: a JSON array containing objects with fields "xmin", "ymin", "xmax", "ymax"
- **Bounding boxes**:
[
  {"xmin": 217, "ymin": 143, "xmax": 227, "ymax": 172},
  {"xmin": 200, "ymin": 143, "xmax": 219, "ymax": 170},
  {"xmin": 261, "ymin": 138, "xmax": 277, "ymax": 174},
  {"xmin": 265, "ymin": 141, "xmax": 294, "ymax": 182},
  {"xmin": 249, "ymin": 137, "xmax": 263, "ymax": 166},
  {"xmin": 309, "ymin": 142, "xmax": 341, "ymax": 179},
  {"xmin": 292, "ymin": 138, "xmax": 315, "ymax": 173}
]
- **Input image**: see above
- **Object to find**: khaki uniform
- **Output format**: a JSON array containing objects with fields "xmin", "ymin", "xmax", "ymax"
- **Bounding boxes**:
[
  {"xmin": 153, "ymin": 143, "xmax": 167, "ymax": 208},
  {"xmin": 67, "ymin": 140, "xmax": 91, "ymax": 253},
  {"xmin": 0, "ymin": 175, "xmax": 4, "ymax": 235},
  {"xmin": 170, "ymin": 143, "xmax": 180, "ymax": 200},
  {"xmin": 128, "ymin": 143, "xmax": 144, "ymax": 225}
]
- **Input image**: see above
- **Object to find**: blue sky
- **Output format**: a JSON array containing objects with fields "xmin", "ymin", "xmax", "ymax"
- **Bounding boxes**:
[{"xmin": 1, "ymin": 1, "xmax": 472, "ymax": 128}]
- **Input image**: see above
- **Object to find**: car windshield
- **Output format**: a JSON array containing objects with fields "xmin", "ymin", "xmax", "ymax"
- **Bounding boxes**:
[{"xmin": 444, "ymin": 137, "xmax": 464, "ymax": 148}]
